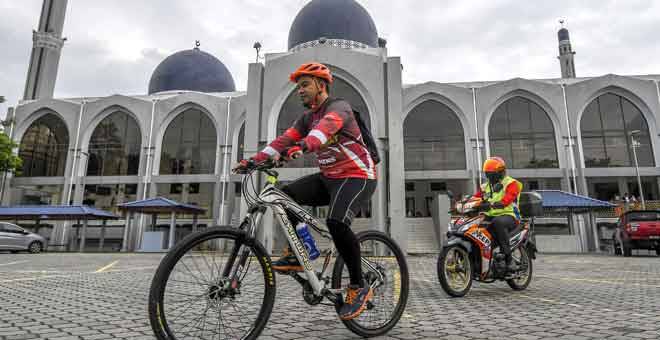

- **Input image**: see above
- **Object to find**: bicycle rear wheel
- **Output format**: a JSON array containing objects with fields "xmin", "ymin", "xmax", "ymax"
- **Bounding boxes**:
[
  {"xmin": 148, "ymin": 226, "xmax": 276, "ymax": 340},
  {"xmin": 331, "ymin": 230, "xmax": 409, "ymax": 337}
]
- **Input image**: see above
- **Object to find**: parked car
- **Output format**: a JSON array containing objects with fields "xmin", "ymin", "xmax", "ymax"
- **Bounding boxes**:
[
  {"xmin": 0, "ymin": 222, "xmax": 47, "ymax": 253},
  {"xmin": 613, "ymin": 210, "xmax": 660, "ymax": 256}
]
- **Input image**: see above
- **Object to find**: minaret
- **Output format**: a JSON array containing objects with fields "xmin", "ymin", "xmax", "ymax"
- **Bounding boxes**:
[
  {"xmin": 23, "ymin": 0, "xmax": 68, "ymax": 100},
  {"xmin": 557, "ymin": 20, "xmax": 576, "ymax": 79}
]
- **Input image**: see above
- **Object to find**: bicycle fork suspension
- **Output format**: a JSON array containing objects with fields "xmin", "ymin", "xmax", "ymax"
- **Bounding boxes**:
[{"xmin": 220, "ymin": 208, "xmax": 265, "ymax": 288}]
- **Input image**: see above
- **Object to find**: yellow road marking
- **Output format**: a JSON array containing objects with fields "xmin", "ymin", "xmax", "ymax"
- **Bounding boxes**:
[
  {"xmin": 105, "ymin": 266, "xmax": 155, "ymax": 272},
  {"xmin": 95, "ymin": 260, "xmax": 119, "ymax": 273}
]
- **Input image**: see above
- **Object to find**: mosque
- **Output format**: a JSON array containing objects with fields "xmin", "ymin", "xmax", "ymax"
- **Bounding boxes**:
[{"xmin": 6, "ymin": 0, "xmax": 660, "ymax": 253}]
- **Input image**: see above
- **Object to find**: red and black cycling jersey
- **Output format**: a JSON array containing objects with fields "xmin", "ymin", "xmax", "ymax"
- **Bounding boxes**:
[{"xmin": 255, "ymin": 98, "xmax": 377, "ymax": 180}]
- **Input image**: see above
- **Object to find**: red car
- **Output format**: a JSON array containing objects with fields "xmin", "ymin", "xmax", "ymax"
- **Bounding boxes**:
[{"xmin": 613, "ymin": 210, "xmax": 660, "ymax": 256}]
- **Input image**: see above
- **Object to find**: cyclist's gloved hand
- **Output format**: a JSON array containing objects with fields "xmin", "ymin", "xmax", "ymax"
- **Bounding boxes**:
[
  {"xmin": 298, "ymin": 140, "xmax": 308, "ymax": 152},
  {"xmin": 233, "ymin": 150, "xmax": 269, "ymax": 174},
  {"xmin": 232, "ymin": 159, "xmax": 254, "ymax": 174},
  {"xmin": 286, "ymin": 145, "xmax": 303, "ymax": 160}
]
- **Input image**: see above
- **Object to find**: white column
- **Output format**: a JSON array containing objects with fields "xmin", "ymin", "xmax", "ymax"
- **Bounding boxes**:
[
  {"xmin": 385, "ymin": 57, "xmax": 407, "ymax": 253},
  {"xmin": 121, "ymin": 212, "xmax": 131, "ymax": 252},
  {"xmin": 99, "ymin": 219, "xmax": 107, "ymax": 251},
  {"xmin": 79, "ymin": 219, "xmax": 88, "ymax": 252},
  {"xmin": 168, "ymin": 211, "xmax": 176, "ymax": 249}
]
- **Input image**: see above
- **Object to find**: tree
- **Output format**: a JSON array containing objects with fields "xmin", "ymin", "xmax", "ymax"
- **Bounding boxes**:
[
  {"xmin": 0, "ymin": 95, "xmax": 20, "ymax": 173},
  {"xmin": 0, "ymin": 131, "xmax": 22, "ymax": 173}
]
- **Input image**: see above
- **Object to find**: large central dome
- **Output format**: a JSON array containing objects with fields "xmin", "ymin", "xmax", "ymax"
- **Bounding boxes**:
[
  {"xmin": 288, "ymin": 0, "xmax": 379, "ymax": 51},
  {"xmin": 148, "ymin": 48, "xmax": 236, "ymax": 94}
]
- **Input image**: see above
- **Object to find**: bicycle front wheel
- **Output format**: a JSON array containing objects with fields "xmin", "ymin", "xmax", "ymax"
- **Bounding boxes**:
[
  {"xmin": 148, "ymin": 226, "xmax": 276, "ymax": 340},
  {"xmin": 331, "ymin": 230, "xmax": 410, "ymax": 338}
]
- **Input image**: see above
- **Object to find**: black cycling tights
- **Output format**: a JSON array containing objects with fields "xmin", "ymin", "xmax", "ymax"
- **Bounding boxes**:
[{"xmin": 327, "ymin": 218, "xmax": 363, "ymax": 286}]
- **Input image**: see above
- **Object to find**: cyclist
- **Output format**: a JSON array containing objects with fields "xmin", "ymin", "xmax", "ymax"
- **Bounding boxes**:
[{"xmin": 233, "ymin": 62, "xmax": 377, "ymax": 320}]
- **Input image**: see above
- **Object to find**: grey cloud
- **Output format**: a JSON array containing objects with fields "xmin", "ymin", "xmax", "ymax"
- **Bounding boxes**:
[{"xmin": 2, "ymin": 0, "xmax": 659, "ymax": 117}]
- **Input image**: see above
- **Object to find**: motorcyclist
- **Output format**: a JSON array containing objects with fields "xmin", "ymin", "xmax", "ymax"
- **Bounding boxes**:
[
  {"xmin": 233, "ymin": 62, "xmax": 377, "ymax": 321},
  {"xmin": 473, "ymin": 156, "xmax": 523, "ymax": 274}
]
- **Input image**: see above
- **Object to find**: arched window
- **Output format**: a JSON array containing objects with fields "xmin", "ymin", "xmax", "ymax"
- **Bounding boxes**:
[
  {"xmin": 236, "ymin": 123, "xmax": 245, "ymax": 162},
  {"xmin": 87, "ymin": 111, "xmax": 141, "ymax": 176},
  {"xmin": 160, "ymin": 108, "xmax": 217, "ymax": 174},
  {"xmin": 489, "ymin": 97, "xmax": 559, "ymax": 168},
  {"xmin": 18, "ymin": 113, "xmax": 69, "ymax": 177},
  {"xmin": 581, "ymin": 93, "xmax": 654, "ymax": 167},
  {"xmin": 277, "ymin": 77, "xmax": 370, "ymax": 167},
  {"xmin": 403, "ymin": 100, "xmax": 465, "ymax": 170}
]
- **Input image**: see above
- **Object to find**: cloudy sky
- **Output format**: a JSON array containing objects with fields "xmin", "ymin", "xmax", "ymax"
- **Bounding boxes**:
[{"xmin": 1, "ymin": 0, "xmax": 659, "ymax": 117}]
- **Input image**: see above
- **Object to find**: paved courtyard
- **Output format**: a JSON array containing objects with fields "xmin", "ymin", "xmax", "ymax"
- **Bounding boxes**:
[{"xmin": 0, "ymin": 252, "xmax": 659, "ymax": 340}]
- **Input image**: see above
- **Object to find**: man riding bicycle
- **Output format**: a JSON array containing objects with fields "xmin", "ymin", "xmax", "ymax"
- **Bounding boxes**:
[
  {"xmin": 233, "ymin": 62, "xmax": 377, "ymax": 320},
  {"xmin": 473, "ymin": 156, "xmax": 523, "ymax": 275}
]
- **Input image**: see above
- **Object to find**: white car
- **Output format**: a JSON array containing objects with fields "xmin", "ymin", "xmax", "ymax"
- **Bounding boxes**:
[{"xmin": 0, "ymin": 222, "xmax": 47, "ymax": 253}]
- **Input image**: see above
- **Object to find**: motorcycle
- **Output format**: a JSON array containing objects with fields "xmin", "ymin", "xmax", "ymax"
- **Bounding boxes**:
[{"xmin": 437, "ymin": 192, "xmax": 542, "ymax": 297}]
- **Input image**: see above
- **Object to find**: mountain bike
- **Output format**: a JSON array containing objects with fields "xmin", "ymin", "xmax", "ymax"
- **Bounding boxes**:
[{"xmin": 148, "ymin": 158, "xmax": 409, "ymax": 339}]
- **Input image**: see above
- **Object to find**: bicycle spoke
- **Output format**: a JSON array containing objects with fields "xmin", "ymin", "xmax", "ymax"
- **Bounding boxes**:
[
  {"xmin": 156, "ymin": 232, "xmax": 270, "ymax": 340},
  {"xmin": 337, "ymin": 235, "xmax": 406, "ymax": 331},
  {"xmin": 176, "ymin": 258, "xmax": 211, "ymax": 286}
]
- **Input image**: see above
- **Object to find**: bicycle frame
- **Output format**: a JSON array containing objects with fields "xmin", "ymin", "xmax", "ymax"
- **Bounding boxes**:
[
  {"xmin": 228, "ymin": 165, "xmax": 386, "ymax": 300},
  {"xmin": 234, "ymin": 177, "xmax": 333, "ymax": 297}
]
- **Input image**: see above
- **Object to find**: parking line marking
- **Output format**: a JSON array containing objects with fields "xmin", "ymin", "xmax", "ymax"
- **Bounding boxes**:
[
  {"xmin": 105, "ymin": 266, "xmax": 155, "ymax": 272},
  {"xmin": 0, "ymin": 260, "xmax": 29, "ymax": 267},
  {"xmin": 95, "ymin": 260, "xmax": 119, "ymax": 273}
]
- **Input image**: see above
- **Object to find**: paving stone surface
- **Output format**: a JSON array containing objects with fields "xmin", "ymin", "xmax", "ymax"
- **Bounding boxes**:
[{"xmin": 0, "ymin": 253, "xmax": 659, "ymax": 339}]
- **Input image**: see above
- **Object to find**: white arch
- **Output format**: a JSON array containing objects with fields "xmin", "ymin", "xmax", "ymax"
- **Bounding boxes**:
[
  {"xmin": 16, "ymin": 110, "xmax": 71, "ymax": 177},
  {"xmin": 483, "ymin": 89, "xmax": 564, "ymax": 168},
  {"xmin": 402, "ymin": 93, "xmax": 471, "ymax": 170},
  {"xmin": 575, "ymin": 86, "xmax": 658, "ymax": 168},
  {"xmin": 152, "ymin": 102, "xmax": 219, "ymax": 175},
  {"xmin": 79, "ymin": 105, "xmax": 144, "ymax": 153},
  {"xmin": 15, "ymin": 108, "xmax": 70, "ymax": 146},
  {"xmin": 77, "ymin": 107, "xmax": 144, "ymax": 177}
]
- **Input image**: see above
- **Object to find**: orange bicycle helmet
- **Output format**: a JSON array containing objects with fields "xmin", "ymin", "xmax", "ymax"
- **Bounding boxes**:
[
  {"xmin": 483, "ymin": 156, "xmax": 506, "ymax": 173},
  {"xmin": 289, "ymin": 62, "xmax": 333, "ymax": 84}
]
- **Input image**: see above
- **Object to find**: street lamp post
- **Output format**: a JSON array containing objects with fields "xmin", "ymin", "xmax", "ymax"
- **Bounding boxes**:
[{"xmin": 629, "ymin": 130, "xmax": 645, "ymax": 209}]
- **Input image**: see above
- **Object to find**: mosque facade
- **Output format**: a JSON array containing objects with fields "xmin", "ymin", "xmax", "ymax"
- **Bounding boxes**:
[{"xmin": 6, "ymin": 0, "xmax": 660, "ymax": 253}]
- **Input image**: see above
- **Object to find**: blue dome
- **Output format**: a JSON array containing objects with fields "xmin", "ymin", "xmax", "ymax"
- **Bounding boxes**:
[
  {"xmin": 148, "ymin": 48, "xmax": 236, "ymax": 94},
  {"xmin": 558, "ymin": 28, "xmax": 570, "ymax": 41},
  {"xmin": 288, "ymin": 0, "xmax": 379, "ymax": 50}
]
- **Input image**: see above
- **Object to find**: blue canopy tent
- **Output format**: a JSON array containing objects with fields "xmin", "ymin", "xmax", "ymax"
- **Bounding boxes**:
[
  {"xmin": 535, "ymin": 190, "xmax": 617, "ymax": 251},
  {"xmin": 117, "ymin": 197, "xmax": 206, "ymax": 251},
  {"xmin": 536, "ymin": 190, "xmax": 617, "ymax": 211},
  {"xmin": 0, "ymin": 205, "xmax": 119, "ymax": 252}
]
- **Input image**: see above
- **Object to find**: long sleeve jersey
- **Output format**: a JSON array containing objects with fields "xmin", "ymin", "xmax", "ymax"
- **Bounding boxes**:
[{"xmin": 254, "ymin": 98, "xmax": 377, "ymax": 179}]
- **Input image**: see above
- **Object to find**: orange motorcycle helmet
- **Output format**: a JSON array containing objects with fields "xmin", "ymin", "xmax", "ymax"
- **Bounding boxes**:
[{"xmin": 483, "ymin": 156, "xmax": 506, "ymax": 184}]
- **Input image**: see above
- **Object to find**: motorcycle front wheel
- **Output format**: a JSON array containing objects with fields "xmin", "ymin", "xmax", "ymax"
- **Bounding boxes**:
[
  {"xmin": 506, "ymin": 246, "xmax": 533, "ymax": 290},
  {"xmin": 437, "ymin": 244, "xmax": 473, "ymax": 297}
]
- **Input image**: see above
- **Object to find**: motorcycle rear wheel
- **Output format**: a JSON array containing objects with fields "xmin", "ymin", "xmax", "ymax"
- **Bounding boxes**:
[{"xmin": 437, "ymin": 244, "xmax": 473, "ymax": 297}]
